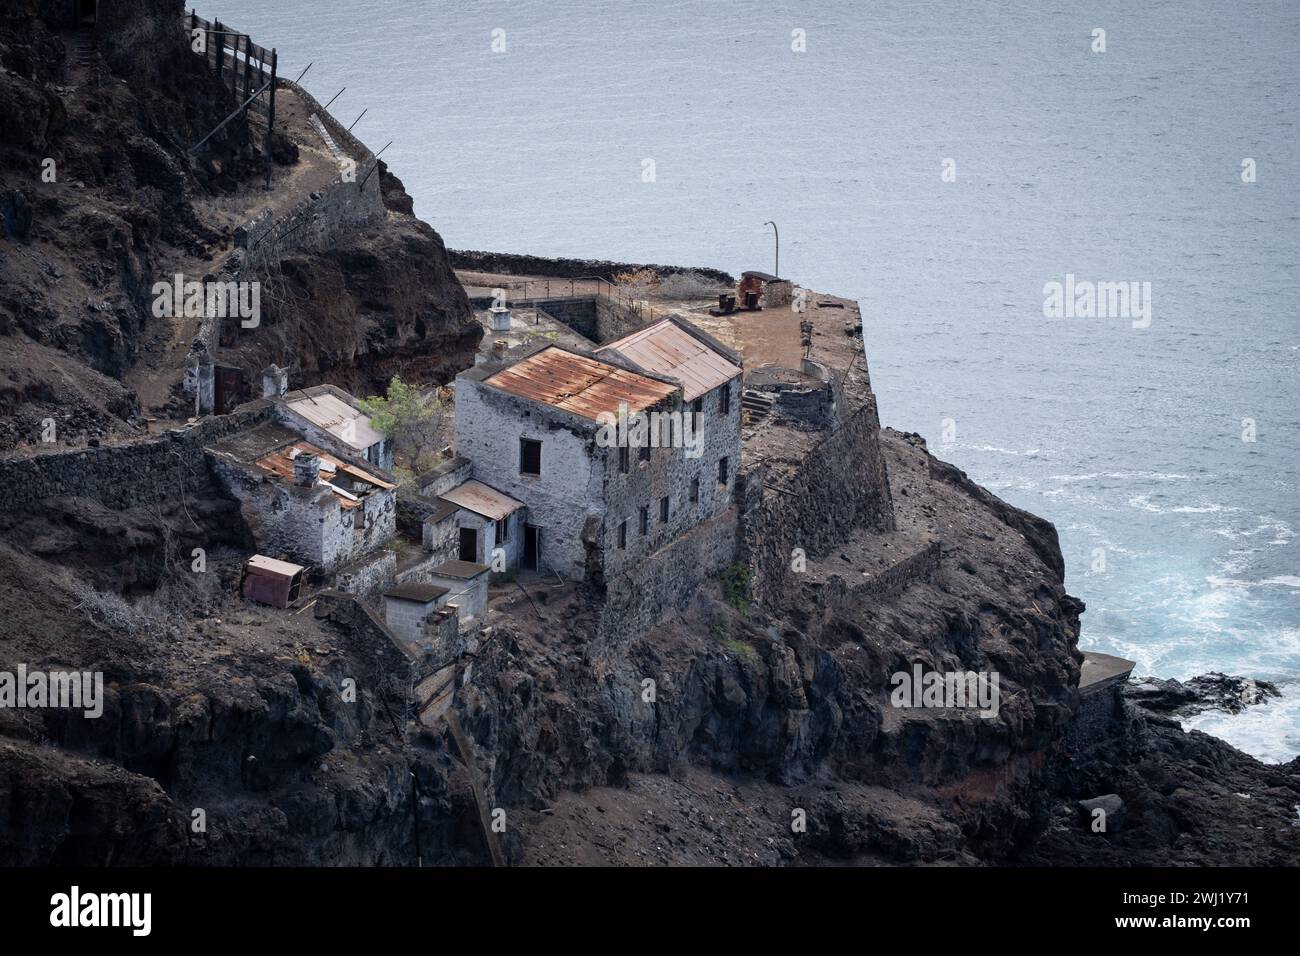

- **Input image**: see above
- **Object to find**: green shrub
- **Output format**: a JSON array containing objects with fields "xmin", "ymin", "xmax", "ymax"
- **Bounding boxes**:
[{"xmin": 719, "ymin": 562, "xmax": 752, "ymax": 617}]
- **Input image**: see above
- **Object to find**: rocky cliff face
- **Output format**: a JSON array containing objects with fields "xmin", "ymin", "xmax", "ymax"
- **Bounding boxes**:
[
  {"xmin": 455, "ymin": 431, "xmax": 1086, "ymax": 864},
  {"xmin": 0, "ymin": 3, "xmax": 477, "ymax": 450},
  {"xmin": 221, "ymin": 165, "xmax": 480, "ymax": 399},
  {"xmin": 0, "ymin": 394, "xmax": 1292, "ymax": 867},
  {"xmin": 1, "ymin": 4, "xmax": 1293, "ymax": 870}
]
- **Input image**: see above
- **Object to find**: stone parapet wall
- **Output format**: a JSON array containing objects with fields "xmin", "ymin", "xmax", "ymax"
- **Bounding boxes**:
[
  {"xmin": 805, "ymin": 540, "xmax": 942, "ymax": 618},
  {"xmin": 278, "ymin": 79, "xmax": 375, "ymax": 167}
]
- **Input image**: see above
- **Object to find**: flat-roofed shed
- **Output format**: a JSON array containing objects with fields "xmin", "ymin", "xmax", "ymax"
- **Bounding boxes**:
[
  {"xmin": 484, "ymin": 346, "xmax": 678, "ymax": 422},
  {"xmin": 285, "ymin": 392, "xmax": 385, "ymax": 453}
]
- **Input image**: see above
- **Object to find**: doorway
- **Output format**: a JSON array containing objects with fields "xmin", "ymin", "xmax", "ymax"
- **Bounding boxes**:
[
  {"xmin": 77, "ymin": 0, "xmax": 97, "ymax": 26},
  {"xmin": 459, "ymin": 527, "xmax": 478, "ymax": 563},
  {"xmin": 214, "ymin": 365, "xmax": 245, "ymax": 415},
  {"xmin": 522, "ymin": 524, "xmax": 540, "ymax": 571}
]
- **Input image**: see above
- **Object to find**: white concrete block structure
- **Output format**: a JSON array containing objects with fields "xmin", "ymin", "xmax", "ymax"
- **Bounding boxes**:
[
  {"xmin": 383, "ymin": 581, "xmax": 450, "ymax": 644},
  {"xmin": 427, "ymin": 560, "xmax": 491, "ymax": 621}
]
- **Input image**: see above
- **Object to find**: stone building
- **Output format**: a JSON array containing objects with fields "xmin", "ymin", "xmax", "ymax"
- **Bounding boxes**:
[
  {"xmin": 437, "ymin": 479, "xmax": 525, "ymax": 570},
  {"xmin": 450, "ymin": 334, "xmax": 742, "ymax": 585},
  {"xmin": 205, "ymin": 421, "xmax": 397, "ymax": 573},
  {"xmin": 596, "ymin": 315, "xmax": 743, "ymax": 540}
]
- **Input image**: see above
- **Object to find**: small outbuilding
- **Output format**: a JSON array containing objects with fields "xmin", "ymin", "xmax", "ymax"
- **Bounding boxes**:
[
  {"xmin": 426, "ymin": 559, "xmax": 492, "ymax": 622},
  {"xmin": 383, "ymin": 581, "xmax": 450, "ymax": 644},
  {"xmin": 738, "ymin": 271, "xmax": 793, "ymax": 309},
  {"xmin": 240, "ymin": 554, "xmax": 305, "ymax": 608},
  {"xmin": 438, "ymin": 479, "xmax": 526, "ymax": 572}
]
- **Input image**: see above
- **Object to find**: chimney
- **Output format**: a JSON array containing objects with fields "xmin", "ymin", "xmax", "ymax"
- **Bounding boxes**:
[
  {"xmin": 489, "ymin": 306, "xmax": 512, "ymax": 332},
  {"xmin": 492, "ymin": 339, "xmax": 509, "ymax": 361},
  {"xmin": 293, "ymin": 452, "xmax": 321, "ymax": 488},
  {"xmin": 262, "ymin": 364, "xmax": 288, "ymax": 398}
]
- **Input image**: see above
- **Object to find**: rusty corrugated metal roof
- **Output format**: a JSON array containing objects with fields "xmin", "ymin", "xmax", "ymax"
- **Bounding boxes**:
[
  {"xmin": 598, "ymin": 319, "xmax": 741, "ymax": 401},
  {"xmin": 484, "ymin": 346, "xmax": 678, "ymax": 421},
  {"xmin": 439, "ymin": 479, "xmax": 524, "ymax": 521},
  {"xmin": 253, "ymin": 442, "xmax": 396, "ymax": 509}
]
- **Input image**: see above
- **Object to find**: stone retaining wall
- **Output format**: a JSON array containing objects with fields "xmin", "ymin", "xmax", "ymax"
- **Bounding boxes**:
[
  {"xmin": 739, "ymin": 391, "xmax": 896, "ymax": 608},
  {"xmin": 313, "ymin": 589, "xmax": 439, "ymax": 692},
  {"xmin": 0, "ymin": 403, "xmax": 274, "ymax": 513},
  {"xmin": 598, "ymin": 506, "xmax": 739, "ymax": 642},
  {"xmin": 235, "ymin": 168, "xmax": 383, "ymax": 273},
  {"xmin": 450, "ymin": 249, "xmax": 735, "ymax": 287}
]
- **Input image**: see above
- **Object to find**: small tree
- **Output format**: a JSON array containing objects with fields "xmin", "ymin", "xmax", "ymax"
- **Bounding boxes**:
[{"xmin": 358, "ymin": 375, "xmax": 447, "ymax": 471}]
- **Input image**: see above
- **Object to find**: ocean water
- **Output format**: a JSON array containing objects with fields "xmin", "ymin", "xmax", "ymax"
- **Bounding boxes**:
[{"xmin": 220, "ymin": 0, "xmax": 1300, "ymax": 761}]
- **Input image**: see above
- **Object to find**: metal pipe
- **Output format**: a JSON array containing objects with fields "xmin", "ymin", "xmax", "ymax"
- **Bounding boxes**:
[
  {"xmin": 189, "ymin": 78, "xmax": 272, "ymax": 152},
  {"xmin": 764, "ymin": 220, "xmax": 779, "ymax": 278}
]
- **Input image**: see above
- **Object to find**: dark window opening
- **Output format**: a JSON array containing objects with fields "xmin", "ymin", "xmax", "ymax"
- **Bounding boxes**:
[
  {"xmin": 718, "ymin": 456, "xmax": 729, "ymax": 484},
  {"xmin": 720, "ymin": 383, "xmax": 731, "ymax": 415},
  {"xmin": 659, "ymin": 496, "xmax": 669, "ymax": 523},
  {"xmin": 618, "ymin": 521, "xmax": 627, "ymax": 550},
  {"xmin": 618, "ymin": 445, "xmax": 629, "ymax": 473},
  {"xmin": 639, "ymin": 506, "xmax": 649, "ymax": 535},
  {"xmin": 520, "ymin": 438, "xmax": 542, "ymax": 476},
  {"xmin": 639, "ymin": 444, "xmax": 651, "ymax": 462},
  {"xmin": 496, "ymin": 516, "xmax": 508, "ymax": 546},
  {"xmin": 690, "ymin": 478, "xmax": 699, "ymax": 503},
  {"xmin": 692, "ymin": 397, "xmax": 703, "ymax": 430}
]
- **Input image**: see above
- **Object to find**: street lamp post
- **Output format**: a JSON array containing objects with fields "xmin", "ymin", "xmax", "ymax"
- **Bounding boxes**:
[{"xmin": 763, "ymin": 220, "xmax": 779, "ymax": 278}]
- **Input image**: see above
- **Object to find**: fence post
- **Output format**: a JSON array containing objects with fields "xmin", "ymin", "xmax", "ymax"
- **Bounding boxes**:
[
  {"xmin": 214, "ymin": 20, "xmax": 223, "ymax": 81},
  {"xmin": 241, "ymin": 35, "xmax": 252, "ymax": 101},
  {"xmin": 264, "ymin": 48, "xmax": 277, "ymax": 189},
  {"xmin": 228, "ymin": 32, "xmax": 238, "ymax": 98}
]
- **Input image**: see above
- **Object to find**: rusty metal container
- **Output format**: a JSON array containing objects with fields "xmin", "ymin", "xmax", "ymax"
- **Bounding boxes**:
[{"xmin": 241, "ymin": 554, "xmax": 305, "ymax": 608}]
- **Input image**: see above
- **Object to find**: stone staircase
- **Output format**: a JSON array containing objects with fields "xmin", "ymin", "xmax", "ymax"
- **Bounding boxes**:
[
  {"xmin": 309, "ymin": 114, "xmax": 347, "ymax": 165},
  {"xmin": 71, "ymin": 28, "xmax": 96, "ymax": 68}
]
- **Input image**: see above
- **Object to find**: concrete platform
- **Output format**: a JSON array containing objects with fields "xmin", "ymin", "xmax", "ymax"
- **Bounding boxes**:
[{"xmin": 1079, "ymin": 651, "xmax": 1136, "ymax": 696}]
